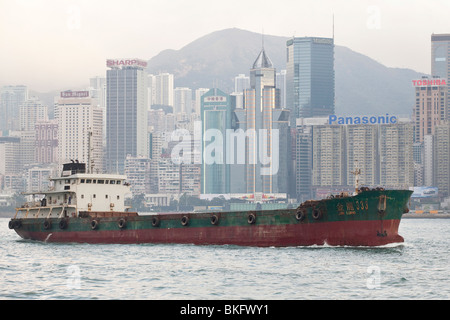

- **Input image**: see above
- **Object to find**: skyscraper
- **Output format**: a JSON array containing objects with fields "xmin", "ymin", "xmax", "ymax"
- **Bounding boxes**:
[
  {"xmin": 379, "ymin": 121, "xmax": 414, "ymax": 189},
  {"xmin": 19, "ymin": 97, "xmax": 48, "ymax": 131},
  {"xmin": 106, "ymin": 58, "xmax": 149, "ymax": 173},
  {"xmin": 412, "ymin": 77, "xmax": 447, "ymax": 142},
  {"xmin": 431, "ymin": 34, "xmax": 450, "ymax": 119},
  {"xmin": 201, "ymin": 88, "xmax": 231, "ymax": 194},
  {"xmin": 296, "ymin": 116, "xmax": 414, "ymax": 199},
  {"xmin": 286, "ymin": 37, "xmax": 335, "ymax": 123},
  {"xmin": 276, "ymin": 70, "xmax": 287, "ymax": 108},
  {"xmin": 194, "ymin": 88, "xmax": 209, "ymax": 116},
  {"xmin": 89, "ymin": 76, "xmax": 107, "ymax": 144},
  {"xmin": 56, "ymin": 90, "xmax": 103, "ymax": 172},
  {"xmin": 174, "ymin": 87, "xmax": 192, "ymax": 115},
  {"xmin": 0, "ymin": 85, "xmax": 28, "ymax": 131},
  {"xmin": 346, "ymin": 124, "xmax": 379, "ymax": 187},
  {"xmin": 434, "ymin": 122, "xmax": 450, "ymax": 197},
  {"xmin": 234, "ymin": 74, "xmax": 250, "ymax": 93},
  {"xmin": 236, "ymin": 48, "xmax": 290, "ymax": 195},
  {"xmin": 295, "ymin": 120, "xmax": 313, "ymax": 202},
  {"xmin": 35, "ymin": 120, "xmax": 58, "ymax": 164},
  {"xmin": 312, "ymin": 124, "xmax": 346, "ymax": 187},
  {"xmin": 154, "ymin": 73, "xmax": 174, "ymax": 107}
]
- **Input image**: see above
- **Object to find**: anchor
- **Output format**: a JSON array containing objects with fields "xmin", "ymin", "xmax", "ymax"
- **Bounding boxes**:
[{"xmin": 376, "ymin": 230, "xmax": 387, "ymax": 237}]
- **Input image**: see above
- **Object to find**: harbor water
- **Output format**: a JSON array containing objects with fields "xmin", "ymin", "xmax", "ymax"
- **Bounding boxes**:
[{"xmin": 0, "ymin": 217, "xmax": 449, "ymax": 300}]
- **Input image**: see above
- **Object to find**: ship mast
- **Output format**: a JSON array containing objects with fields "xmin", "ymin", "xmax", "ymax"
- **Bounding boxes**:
[
  {"xmin": 87, "ymin": 128, "xmax": 94, "ymax": 174},
  {"xmin": 351, "ymin": 160, "xmax": 361, "ymax": 195}
]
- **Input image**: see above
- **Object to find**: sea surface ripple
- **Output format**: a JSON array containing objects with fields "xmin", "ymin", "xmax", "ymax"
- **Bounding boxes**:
[{"xmin": 0, "ymin": 218, "xmax": 449, "ymax": 300}]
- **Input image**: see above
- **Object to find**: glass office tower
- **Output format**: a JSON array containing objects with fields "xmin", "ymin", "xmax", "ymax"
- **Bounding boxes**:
[
  {"xmin": 286, "ymin": 37, "xmax": 335, "ymax": 124},
  {"xmin": 233, "ymin": 48, "xmax": 290, "ymax": 195},
  {"xmin": 201, "ymin": 88, "xmax": 231, "ymax": 194},
  {"xmin": 431, "ymin": 34, "xmax": 450, "ymax": 120}
]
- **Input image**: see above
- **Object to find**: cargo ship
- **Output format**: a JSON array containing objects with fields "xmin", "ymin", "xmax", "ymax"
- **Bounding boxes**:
[{"xmin": 9, "ymin": 161, "xmax": 412, "ymax": 247}]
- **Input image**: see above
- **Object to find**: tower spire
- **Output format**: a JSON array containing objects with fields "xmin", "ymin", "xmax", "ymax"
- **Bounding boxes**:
[{"xmin": 262, "ymin": 28, "xmax": 264, "ymax": 49}]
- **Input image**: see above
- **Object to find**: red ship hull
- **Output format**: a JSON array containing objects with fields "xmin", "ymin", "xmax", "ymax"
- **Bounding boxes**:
[{"xmin": 14, "ymin": 218, "xmax": 403, "ymax": 247}]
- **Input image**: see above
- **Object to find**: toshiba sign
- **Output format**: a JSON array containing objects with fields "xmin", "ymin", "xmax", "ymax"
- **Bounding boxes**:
[
  {"xmin": 106, "ymin": 59, "xmax": 148, "ymax": 69},
  {"xmin": 412, "ymin": 79, "xmax": 447, "ymax": 87}
]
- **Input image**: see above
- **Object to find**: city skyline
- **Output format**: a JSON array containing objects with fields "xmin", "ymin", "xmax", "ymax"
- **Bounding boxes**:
[
  {"xmin": 1, "ymin": 0, "xmax": 449, "ymax": 92},
  {"xmin": 1, "ymin": 5, "xmax": 449, "ymax": 204}
]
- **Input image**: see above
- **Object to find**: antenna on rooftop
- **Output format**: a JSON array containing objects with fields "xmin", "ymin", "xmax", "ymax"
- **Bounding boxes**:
[
  {"xmin": 87, "ymin": 128, "xmax": 94, "ymax": 174},
  {"xmin": 332, "ymin": 13, "xmax": 335, "ymax": 41}
]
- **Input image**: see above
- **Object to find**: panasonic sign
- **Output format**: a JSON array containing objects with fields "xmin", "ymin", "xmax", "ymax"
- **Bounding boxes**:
[{"xmin": 328, "ymin": 114, "xmax": 398, "ymax": 125}]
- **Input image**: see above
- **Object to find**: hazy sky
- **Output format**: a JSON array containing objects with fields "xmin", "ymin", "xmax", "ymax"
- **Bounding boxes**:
[{"xmin": 0, "ymin": 0, "xmax": 448, "ymax": 92}]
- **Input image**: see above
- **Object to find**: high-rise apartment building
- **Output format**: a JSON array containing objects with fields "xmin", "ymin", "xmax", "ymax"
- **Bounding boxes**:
[
  {"xmin": 296, "ymin": 116, "xmax": 414, "ymax": 198},
  {"xmin": 19, "ymin": 97, "xmax": 48, "ymax": 131},
  {"xmin": 412, "ymin": 77, "xmax": 447, "ymax": 143},
  {"xmin": 234, "ymin": 74, "xmax": 250, "ymax": 93},
  {"xmin": 174, "ymin": 87, "xmax": 192, "ymax": 115},
  {"xmin": 431, "ymin": 34, "xmax": 450, "ymax": 119},
  {"xmin": 147, "ymin": 74, "xmax": 156, "ymax": 108},
  {"xmin": 379, "ymin": 121, "xmax": 414, "ymax": 189},
  {"xmin": 56, "ymin": 90, "xmax": 103, "ymax": 172},
  {"xmin": 156, "ymin": 155, "xmax": 200, "ymax": 196},
  {"xmin": 89, "ymin": 76, "xmax": 107, "ymax": 144},
  {"xmin": 17, "ymin": 97, "xmax": 48, "ymax": 169},
  {"xmin": 194, "ymin": 88, "xmax": 209, "ymax": 116},
  {"xmin": 106, "ymin": 59, "xmax": 149, "ymax": 173},
  {"xmin": 26, "ymin": 166, "xmax": 54, "ymax": 193},
  {"xmin": 35, "ymin": 120, "xmax": 58, "ymax": 164},
  {"xmin": 0, "ymin": 85, "xmax": 28, "ymax": 131},
  {"xmin": 0, "ymin": 136, "xmax": 21, "ymax": 176},
  {"xmin": 312, "ymin": 125, "xmax": 346, "ymax": 187},
  {"xmin": 423, "ymin": 134, "xmax": 434, "ymax": 187},
  {"xmin": 286, "ymin": 37, "xmax": 334, "ymax": 123},
  {"xmin": 154, "ymin": 73, "xmax": 174, "ymax": 107},
  {"xmin": 413, "ymin": 142, "xmax": 424, "ymax": 186},
  {"xmin": 125, "ymin": 155, "xmax": 151, "ymax": 195},
  {"xmin": 19, "ymin": 130, "xmax": 37, "ymax": 169},
  {"xmin": 346, "ymin": 125, "xmax": 379, "ymax": 186},
  {"xmin": 434, "ymin": 122, "xmax": 450, "ymax": 196}
]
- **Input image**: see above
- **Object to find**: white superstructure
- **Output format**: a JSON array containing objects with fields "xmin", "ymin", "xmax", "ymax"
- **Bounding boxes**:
[{"xmin": 14, "ymin": 162, "xmax": 132, "ymax": 219}]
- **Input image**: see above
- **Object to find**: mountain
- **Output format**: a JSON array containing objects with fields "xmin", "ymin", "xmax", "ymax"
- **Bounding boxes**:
[
  {"xmin": 147, "ymin": 28, "xmax": 287, "ymax": 92},
  {"xmin": 146, "ymin": 28, "xmax": 426, "ymax": 116}
]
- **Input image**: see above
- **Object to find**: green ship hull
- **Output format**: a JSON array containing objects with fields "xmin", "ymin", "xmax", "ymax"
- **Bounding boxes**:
[{"xmin": 10, "ymin": 189, "xmax": 412, "ymax": 247}]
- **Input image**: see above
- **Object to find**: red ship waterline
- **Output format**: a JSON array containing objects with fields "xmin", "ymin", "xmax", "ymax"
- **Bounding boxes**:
[{"xmin": 9, "ymin": 162, "xmax": 412, "ymax": 247}]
